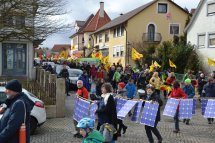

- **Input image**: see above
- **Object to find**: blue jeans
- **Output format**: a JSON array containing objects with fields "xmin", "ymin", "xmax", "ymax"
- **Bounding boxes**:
[
  {"xmin": 66, "ymin": 79, "xmax": 69, "ymax": 94},
  {"xmin": 145, "ymin": 121, "xmax": 162, "ymax": 143},
  {"xmin": 174, "ymin": 111, "xmax": 179, "ymax": 130}
]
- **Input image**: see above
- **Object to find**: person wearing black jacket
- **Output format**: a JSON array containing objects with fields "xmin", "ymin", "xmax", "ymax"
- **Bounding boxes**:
[
  {"xmin": 141, "ymin": 86, "xmax": 163, "ymax": 143},
  {"xmin": 198, "ymin": 73, "xmax": 207, "ymax": 96},
  {"xmin": 96, "ymin": 78, "xmax": 104, "ymax": 96},
  {"xmin": 45, "ymin": 65, "xmax": 55, "ymax": 74},
  {"xmin": 120, "ymin": 70, "xmax": 132, "ymax": 84},
  {"xmin": 69, "ymin": 61, "xmax": 76, "ymax": 69},
  {"xmin": 59, "ymin": 65, "xmax": 70, "ymax": 96},
  {"xmin": 85, "ymin": 63, "xmax": 91, "ymax": 75},
  {"xmin": 145, "ymin": 69, "xmax": 151, "ymax": 85}
]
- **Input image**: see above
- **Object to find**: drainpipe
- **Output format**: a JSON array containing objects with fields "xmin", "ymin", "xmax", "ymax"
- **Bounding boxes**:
[{"xmin": 123, "ymin": 23, "xmax": 128, "ymax": 65}]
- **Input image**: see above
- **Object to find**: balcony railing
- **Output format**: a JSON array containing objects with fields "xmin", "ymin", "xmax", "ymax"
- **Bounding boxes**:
[{"xmin": 142, "ymin": 33, "xmax": 162, "ymax": 43}]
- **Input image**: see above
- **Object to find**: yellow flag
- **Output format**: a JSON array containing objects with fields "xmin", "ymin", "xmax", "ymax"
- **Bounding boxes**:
[
  {"xmin": 101, "ymin": 56, "xmax": 105, "ymax": 64},
  {"xmin": 208, "ymin": 57, "xmax": 215, "ymax": 66},
  {"xmin": 169, "ymin": 59, "xmax": 177, "ymax": 68},
  {"xmin": 118, "ymin": 58, "xmax": 121, "ymax": 63},
  {"xmin": 71, "ymin": 45, "xmax": 75, "ymax": 50},
  {"xmin": 95, "ymin": 51, "xmax": 101, "ymax": 59},
  {"xmin": 149, "ymin": 60, "xmax": 154, "ymax": 72},
  {"xmin": 132, "ymin": 47, "xmax": 143, "ymax": 60},
  {"xmin": 88, "ymin": 43, "xmax": 90, "ymax": 49},
  {"xmin": 104, "ymin": 62, "xmax": 111, "ymax": 72},
  {"xmin": 154, "ymin": 61, "xmax": 161, "ymax": 68},
  {"xmin": 104, "ymin": 56, "xmax": 109, "ymax": 63}
]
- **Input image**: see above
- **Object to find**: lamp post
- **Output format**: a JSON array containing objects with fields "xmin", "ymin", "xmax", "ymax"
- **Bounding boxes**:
[
  {"xmin": 127, "ymin": 42, "xmax": 131, "ymax": 64},
  {"xmin": 82, "ymin": 40, "xmax": 85, "ymax": 58}
]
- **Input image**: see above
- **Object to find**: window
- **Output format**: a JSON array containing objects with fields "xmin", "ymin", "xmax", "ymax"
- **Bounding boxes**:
[
  {"xmin": 113, "ymin": 47, "xmax": 116, "ymax": 57},
  {"xmin": 95, "ymin": 36, "xmax": 97, "ymax": 44},
  {"xmin": 117, "ymin": 27, "xmax": 121, "ymax": 37},
  {"xmin": 209, "ymin": 34, "xmax": 215, "ymax": 47},
  {"xmin": 121, "ymin": 26, "xmax": 124, "ymax": 36},
  {"xmin": 105, "ymin": 31, "xmax": 109, "ymax": 42},
  {"xmin": 158, "ymin": 3, "xmax": 167, "ymax": 13},
  {"xmin": 99, "ymin": 34, "xmax": 102, "ymax": 43},
  {"xmin": 198, "ymin": 35, "xmax": 205, "ymax": 48},
  {"xmin": 208, "ymin": 3, "xmax": 215, "ymax": 16},
  {"xmin": 116, "ymin": 46, "xmax": 120, "ymax": 57},
  {"xmin": 113, "ymin": 26, "xmax": 125, "ymax": 38},
  {"xmin": 113, "ymin": 28, "xmax": 117, "ymax": 38},
  {"xmin": 169, "ymin": 24, "xmax": 180, "ymax": 35},
  {"xmin": 120, "ymin": 46, "xmax": 124, "ymax": 56}
]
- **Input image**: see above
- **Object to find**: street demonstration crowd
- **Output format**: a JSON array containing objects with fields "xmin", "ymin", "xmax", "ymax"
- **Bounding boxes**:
[{"xmin": 1, "ymin": 59, "xmax": 213, "ymax": 143}]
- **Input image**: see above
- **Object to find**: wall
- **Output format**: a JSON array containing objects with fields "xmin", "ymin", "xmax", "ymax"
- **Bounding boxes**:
[
  {"xmin": 78, "ymin": 34, "xmax": 84, "ymax": 50},
  {"xmin": 0, "ymin": 42, "xmax": 2, "ymax": 76},
  {"xmin": 187, "ymin": 0, "xmax": 215, "ymax": 75}
]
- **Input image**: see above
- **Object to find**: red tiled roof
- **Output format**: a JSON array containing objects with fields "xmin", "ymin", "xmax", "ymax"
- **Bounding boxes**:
[
  {"xmin": 34, "ymin": 49, "xmax": 43, "ymax": 55},
  {"xmin": 51, "ymin": 44, "xmax": 71, "ymax": 52},
  {"xmin": 82, "ymin": 10, "xmax": 111, "ymax": 33}
]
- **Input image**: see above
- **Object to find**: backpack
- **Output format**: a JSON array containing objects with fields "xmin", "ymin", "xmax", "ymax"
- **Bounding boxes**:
[{"xmin": 99, "ymin": 123, "xmax": 117, "ymax": 143}]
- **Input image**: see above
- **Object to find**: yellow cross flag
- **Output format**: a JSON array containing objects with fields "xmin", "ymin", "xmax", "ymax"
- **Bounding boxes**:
[
  {"xmin": 101, "ymin": 56, "xmax": 105, "ymax": 64},
  {"xmin": 132, "ymin": 47, "xmax": 143, "ymax": 60},
  {"xmin": 88, "ymin": 43, "xmax": 90, "ymax": 49},
  {"xmin": 149, "ymin": 60, "xmax": 154, "ymax": 72},
  {"xmin": 154, "ymin": 61, "xmax": 161, "ymax": 68},
  {"xmin": 169, "ymin": 59, "xmax": 177, "ymax": 68},
  {"xmin": 104, "ymin": 62, "xmax": 111, "ymax": 72},
  {"xmin": 71, "ymin": 45, "xmax": 75, "ymax": 50},
  {"xmin": 208, "ymin": 57, "xmax": 215, "ymax": 66},
  {"xmin": 104, "ymin": 56, "xmax": 109, "ymax": 63}
]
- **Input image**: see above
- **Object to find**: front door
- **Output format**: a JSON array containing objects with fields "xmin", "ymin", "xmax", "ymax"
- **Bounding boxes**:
[
  {"xmin": 148, "ymin": 24, "xmax": 155, "ymax": 41},
  {"xmin": 2, "ymin": 43, "xmax": 26, "ymax": 74}
]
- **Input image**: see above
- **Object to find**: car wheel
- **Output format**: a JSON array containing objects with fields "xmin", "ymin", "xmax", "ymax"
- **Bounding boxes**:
[{"xmin": 30, "ymin": 116, "xmax": 38, "ymax": 135}]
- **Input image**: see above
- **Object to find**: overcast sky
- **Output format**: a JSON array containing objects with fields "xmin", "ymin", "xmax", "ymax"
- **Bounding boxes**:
[{"xmin": 41, "ymin": 0, "xmax": 201, "ymax": 49}]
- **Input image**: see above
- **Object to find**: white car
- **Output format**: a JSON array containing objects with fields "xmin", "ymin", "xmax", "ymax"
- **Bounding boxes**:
[{"xmin": 0, "ymin": 87, "xmax": 46, "ymax": 135}]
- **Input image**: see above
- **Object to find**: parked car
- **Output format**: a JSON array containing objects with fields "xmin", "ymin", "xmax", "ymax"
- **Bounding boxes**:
[
  {"xmin": 34, "ymin": 58, "xmax": 41, "ymax": 65},
  {"xmin": 68, "ymin": 69, "xmax": 83, "ymax": 90},
  {"xmin": 55, "ymin": 65, "xmax": 70, "ymax": 77},
  {"xmin": 0, "ymin": 87, "xmax": 46, "ymax": 135},
  {"xmin": 42, "ymin": 62, "xmax": 56, "ymax": 69}
]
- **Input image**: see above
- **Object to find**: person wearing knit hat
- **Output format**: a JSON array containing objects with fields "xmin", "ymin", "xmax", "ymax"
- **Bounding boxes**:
[
  {"xmin": 182, "ymin": 78, "xmax": 195, "ymax": 125},
  {"xmin": 118, "ymin": 82, "xmax": 125, "ymax": 89},
  {"xmin": 90, "ymin": 89, "xmax": 100, "ymax": 101},
  {"xmin": 0, "ymin": 79, "xmax": 34, "ymax": 143}
]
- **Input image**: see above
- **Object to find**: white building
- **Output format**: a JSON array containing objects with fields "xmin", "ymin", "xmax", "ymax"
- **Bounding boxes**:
[{"xmin": 184, "ymin": 0, "xmax": 215, "ymax": 74}]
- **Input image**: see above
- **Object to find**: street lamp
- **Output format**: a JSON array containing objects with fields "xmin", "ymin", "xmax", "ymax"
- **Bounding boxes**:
[{"xmin": 127, "ymin": 42, "xmax": 131, "ymax": 64}]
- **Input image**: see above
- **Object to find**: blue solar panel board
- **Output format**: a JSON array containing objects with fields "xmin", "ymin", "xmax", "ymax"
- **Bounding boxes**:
[
  {"xmin": 201, "ymin": 99, "xmax": 208, "ymax": 116},
  {"xmin": 82, "ymin": 100, "xmax": 90, "ymax": 118},
  {"xmin": 204, "ymin": 100, "xmax": 215, "ymax": 118},
  {"xmin": 117, "ymin": 100, "xmax": 137, "ymax": 119},
  {"xmin": 179, "ymin": 99, "xmax": 193, "ymax": 119},
  {"xmin": 116, "ymin": 98, "xmax": 122, "ymax": 113},
  {"xmin": 73, "ymin": 97, "xmax": 79, "ymax": 121},
  {"xmin": 163, "ymin": 98, "xmax": 180, "ymax": 117},
  {"xmin": 90, "ymin": 103, "xmax": 97, "ymax": 121},
  {"xmin": 140, "ymin": 102, "xmax": 159, "ymax": 127},
  {"xmin": 131, "ymin": 101, "xmax": 143, "ymax": 122},
  {"xmin": 192, "ymin": 99, "xmax": 196, "ymax": 115}
]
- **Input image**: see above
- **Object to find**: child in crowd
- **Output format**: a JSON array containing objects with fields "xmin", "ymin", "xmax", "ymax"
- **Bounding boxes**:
[
  {"xmin": 125, "ymin": 79, "xmax": 136, "ymax": 116},
  {"xmin": 90, "ymin": 89, "xmax": 101, "ymax": 101}
]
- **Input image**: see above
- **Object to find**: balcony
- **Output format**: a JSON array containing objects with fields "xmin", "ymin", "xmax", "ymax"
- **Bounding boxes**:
[{"xmin": 142, "ymin": 33, "xmax": 162, "ymax": 44}]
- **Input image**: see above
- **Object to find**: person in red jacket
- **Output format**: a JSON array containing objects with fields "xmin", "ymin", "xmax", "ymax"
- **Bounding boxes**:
[
  {"xmin": 90, "ymin": 64, "xmax": 97, "ymax": 80},
  {"xmin": 165, "ymin": 72, "xmax": 176, "ymax": 85},
  {"xmin": 96, "ymin": 67, "xmax": 104, "ymax": 79},
  {"xmin": 169, "ymin": 81, "xmax": 188, "ymax": 133}
]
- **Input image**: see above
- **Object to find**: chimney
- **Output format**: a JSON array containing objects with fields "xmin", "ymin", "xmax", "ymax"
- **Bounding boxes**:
[
  {"xmin": 100, "ymin": 2, "xmax": 104, "ymax": 17},
  {"xmin": 120, "ymin": 13, "xmax": 123, "ymax": 16}
]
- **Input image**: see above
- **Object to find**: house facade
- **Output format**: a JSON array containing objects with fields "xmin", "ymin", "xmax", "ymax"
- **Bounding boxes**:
[
  {"xmin": 51, "ymin": 44, "xmax": 71, "ymax": 57},
  {"xmin": 184, "ymin": 0, "xmax": 215, "ymax": 74},
  {"xmin": 92, "ymin": 0, "xmax": 190, "ymax": 66}
]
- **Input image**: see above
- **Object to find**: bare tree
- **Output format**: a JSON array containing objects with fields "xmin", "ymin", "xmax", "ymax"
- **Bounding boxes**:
[{"xmin": 0, "ymin": 0, "xmax": 72, "ymax": 42}]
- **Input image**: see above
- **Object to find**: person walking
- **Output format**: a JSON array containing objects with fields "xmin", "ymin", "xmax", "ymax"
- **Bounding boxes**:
[
  {"xmin": 113, "ymin": 67, "xmax": 123, "ymax": 90},
  {"xmin": 125, "ymin": 79, "xmax": 136, "ymax": 116},
  {"xmin": 96, "ymin": 67, "xmax": 104, "ymax": 79},
  {"xmin": 96, "ymin": 78, "xmax": 104, "ymax": 97},
  {"xmin": 182, "ymin": 79, "xmax": 195, "ymax": 125},
  {"xmin": 90, "ymin": 64, "xmax": 97, "ymax": 81},
  {"xmin": 150, "ymin": 72, "xmax": 162, "ymax": 97},
  {"xmin": 169, "ymin": 81, "xmax": 188, "ymax": 133},
  {"xmin": 59, "ymin": 65, "xmax": 70, "ymax": 96},
  {"xmin": 162, "ymin": 70, "xmax": 168, "ymax": 99},
  {"xmin": 0, "ymin": 79, "xmax": 34, "ymax": 143},
  {"xmin": 74, "ymin": 80, "xmax": 89, "ymax": 138},
  {"xmin": 45, "ymin": 65, "xmax": 55, "ymax": 74},
  {"xmin": 94, "ymin": 83, "xmax": 118, "ymax": 142},
  {"xmin": 137, "ymin": 72, "xmax": 147, "ymax": 99},
  {"xmin": 182, "ymin": 69, "xmax": 192, "ymax": 82},
  {"xmin": 120, "ymin": 70, "xmax": 132, "ymax": 84},
  {"xmin": 109, "ymin": 66, "xmax": 116, "ymax": 90},
  {"xmin": 201, "ymin": 77, "xmax": 215, "ymax": 124},
  {"xmin": 141, "ymin": 86, "xmax": 163, "ymax": 143},
  {"xmin": 197, "ymin": 73, "xmax": 207, "ymax": 96},
  {"xmin": 79, "ymin": 70, "xmax": 91, "ymax": 92},
  {"xmin": 85, "ymin": 63, "xmax": 91, "ymax": 75}
]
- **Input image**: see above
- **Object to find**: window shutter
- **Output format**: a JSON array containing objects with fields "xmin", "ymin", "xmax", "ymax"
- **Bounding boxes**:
[
  {"xmin": 198, "ymin": 35, "xmax": 205, "ymax": 46},
  {"xmin": 208, "ymin": 4, "xmax": 215, "ymax": 14}
]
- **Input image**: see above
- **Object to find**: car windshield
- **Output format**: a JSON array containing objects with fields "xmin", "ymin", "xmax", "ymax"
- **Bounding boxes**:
[
  {"xmin": 56, "ymin": 66, "xmax": 70, "ymax": 74},
  {"xmin": 28, "ymin": 92, "xmax": 39, "ymax": 99},
  {"xmin": 0, "ymin": 92, "xmax": 7, "ymax": 104},
  {"xmin": 69, "ymin": 70, "xmax": 83, "ymax": 77}
]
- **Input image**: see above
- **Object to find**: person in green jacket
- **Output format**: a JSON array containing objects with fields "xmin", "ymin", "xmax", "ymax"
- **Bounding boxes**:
[
  {"xmin": 76, "ymin": 62, "xmax": 81, "ymax": 69},
  {"xmin": 113, "ymin": 67, "xmax": 123, "ymax": 89},
  {"xmin": 77, "ymin": 117, "xmax": 105, "ymax": 143},
  {"xmin": 182, "ymin": 69, "xmax": 191, "ymax": 82},
  {"xmin": 162, "ymin": 70, "xmax": 169, "ymax": 99}
]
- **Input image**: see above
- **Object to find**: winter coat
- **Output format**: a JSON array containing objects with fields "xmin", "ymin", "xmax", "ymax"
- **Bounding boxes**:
[
  {"xmin": 108, "ymin": 70, "xmax": 116, "ymax": 81},
  {"xmin": 162, "ymin": 74, "xmax": 168, "ymax": 83},
  {"xmin": 90, "ymin": 94, "xmax": 101, "ymax": 101},
  {"xmin": 82, "ymin": 130, "xmax": 105, "ymax": 143},
  {"xmin": 59, "ymin": 69, "xmax": 69, "ymax": 79},
  {"xmin": 45, "ymin": 65, "xmax": 55, "ymax": 74},
  {"xmin": 137, "ymin": 76, "xmax": 146, "ymax": 90},
  {"xmin": 103, "ymin": 70, "xmax": 108, "ymax": 80},
  {"xmin": 182, "ymin": 73, "xmax": 189, "ymax": 82},
  {"xmin": 112, "ymin": 71, "xmax": 123, "ymax": 82},
  {"xmin": 85, "ymin": 65, "xmax": 91, "ymax": 74},
  {"xmin": 96, "ymin": 70, "xmax": 104, "ymax": 79},
  {"xmin": 116, "ymin": 88, "xmax": 127, "ymax": 98},
  {"xmin": 76, "ymin": 65, "xmax": 81, "ymax": 69},
  {"xmin": 0, "ymin": 92, "xmax": 34, "ymax": 143},
  {"xmin": 96, "ymin": 84, "xmax": 102, "ymax": 96},
  {"xmin": 125, "ymin": 83, "xmax": 136, "ymax": 98},
  {"xmin": 169, "ymin": 87, "xmax": 188, "ymax": 111},
  {"xmin": 191, "ymin": 80, "xmax": 197, "ymax": 87},
  {"xmin": 198, "ymin": 77, "xmax": 207, "ymax": 91},
  {"xmin": 120, "ymin": 73, "xmax": 132, "ymax": 84},
  {"xmin": 201, "ymin": 83, "xmax": 215, "ymax": 97},
  {"xmin": 143, "ymin": 92, "xmax": 163, "ymax": 122},
  {"xmin": 90, "ymin": 67, "xmax": 97, "ymax": 77},
  {"xmin": 166, "ymin": 77, "xmax": 176, "ymax": 85},
  {"xmin": 81, "ymin": 75, "xmax": 91, "ymax": 91},
  {"xmin": 145, "ymin": 73, "xmax": 151, "ymax": 84},
  {"xmin": 69, "ymin": 63, "xmax": 76, "ymax": 69},
  {"xmin": 81, "ymin": 66, "xmax": 85, "ymax": 71},
  {"xmin": 156, "ymin": 69, "xmax": 161, "ymax": 77},
  {"xmin": 96, "ymin": 93, "xmax": 118, "ymax": 141},
  {"xmin": 150, "ymin": 77, "xmax": 161, "ymax": 88},
  {"xmin": 133, "ymin": 72, "xmax": 138, "ymax": 81},
  {"xmin": 182, "ymin": 85, "xmax": 195, "ymax": 98},
  {"xmin": 76, "ymin": 87, "xmax": 89, "ymax": 99}
]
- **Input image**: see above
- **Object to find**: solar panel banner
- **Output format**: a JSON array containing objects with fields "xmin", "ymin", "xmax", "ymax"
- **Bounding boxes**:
[
  {"xmin": 73, "ymin": 97, "xmax": 79, "ymax": 121},
  {"xmin": 90, "ymin": 103, "xmax": 97, "ymax": 121},
  {"xmin": 140, "ymin": 101, "xmax": 159, "ymax": 127},
  {"xmin": 82, "ymin": 100, "xmax": 90, "ymax": 118},
  {"xmin": 117, "ymin": 100, "xmax": 137, "ymax": 120},
  {"xmin": 201, "ymin": 99, "xmax": 208, "ymax": 116},
  {"xmin": 131, "ymin": 101, "xmax": 143, "ymax": 122},
  {"xmin": 179, "ymin": 99, "xmax": 193, "ymax": 119},
  {"xmin": 116, "ymin": 98, "xmax": 122, "ymax": 113},
  {"xmin": 204, "ymin": 99, "xmax": 215, "ymax": 118},
  {"xmin": 163, "ymin": 98, "xmax": 180, "ymax": 117},
  {"xmin": 192, "ymin": 99, "xmax": 196, "ymax": 115}
]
